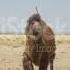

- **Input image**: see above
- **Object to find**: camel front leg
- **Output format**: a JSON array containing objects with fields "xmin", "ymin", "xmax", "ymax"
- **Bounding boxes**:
[
  {"xmin": 39, "ymin": 52, "xmax": 49, "ymax": 70},
  {"xmin": 23, "ymin": 53, "xmax": 34, "ymax": 70}
]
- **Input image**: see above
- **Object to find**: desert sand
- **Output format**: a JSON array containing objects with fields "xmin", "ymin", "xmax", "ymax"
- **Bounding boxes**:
[{"xmin": 0, "ymin": 35, "xmax": 70, "ymax": 70}]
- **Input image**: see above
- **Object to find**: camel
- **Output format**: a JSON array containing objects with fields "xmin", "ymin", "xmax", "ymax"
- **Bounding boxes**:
[{"xmin": 23, "ymin": 13, "xmax": 56, "ymax": 70}]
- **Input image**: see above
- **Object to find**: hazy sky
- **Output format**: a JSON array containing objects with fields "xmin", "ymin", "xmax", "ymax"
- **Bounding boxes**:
[{"xmin": 0, "ymin": 0, "xmax": 70, "ymax": 34}]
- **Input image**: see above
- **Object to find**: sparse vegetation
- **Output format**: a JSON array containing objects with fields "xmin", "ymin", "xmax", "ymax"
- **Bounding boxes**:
[
  {"xmin": 0, "ymin": 34, "xmax": 69, "ymax": 46},
  {"xmin": 55, "ymin": 35, "xmax": 70, "ymax": 45}
]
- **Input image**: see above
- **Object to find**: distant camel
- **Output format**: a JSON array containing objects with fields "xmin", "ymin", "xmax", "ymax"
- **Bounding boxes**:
[{"xmin": 23, "ymin": 14, "xmax": 56, "ymax": 70}]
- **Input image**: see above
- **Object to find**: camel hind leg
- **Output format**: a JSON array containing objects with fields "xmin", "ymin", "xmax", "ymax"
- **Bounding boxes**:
[
  {"xmin": 49, "ymin": 59, "xmax": 53, "ymax": 70},
  {"xmin": 49, "ymin": 53, "xmax": 55, "ymax": 70}
]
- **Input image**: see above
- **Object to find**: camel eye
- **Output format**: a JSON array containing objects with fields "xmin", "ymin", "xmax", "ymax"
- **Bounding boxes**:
[{"xmin": 31, "ymin": 22, "xmax": 34, "ymax": 25}]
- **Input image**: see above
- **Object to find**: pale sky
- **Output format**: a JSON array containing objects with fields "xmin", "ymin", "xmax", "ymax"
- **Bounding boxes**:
[{"xmin": 0, "ymin": 0, "xmax": 70, "ymax": 34}]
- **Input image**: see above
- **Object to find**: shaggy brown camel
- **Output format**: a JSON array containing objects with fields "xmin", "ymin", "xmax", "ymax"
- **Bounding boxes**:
[{"xmin": 23, "ymin": 14, "xmax": 56, "ymax": 70}]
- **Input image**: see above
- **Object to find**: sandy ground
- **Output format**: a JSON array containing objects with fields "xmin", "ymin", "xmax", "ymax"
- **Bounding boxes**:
[
  {"xmin": 0, "ymin": 35, "xmax": 70, "ymax": 70},
  {"xmin": 0, "ymin": 44, "xmax": 70, "ymax": 70}
]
